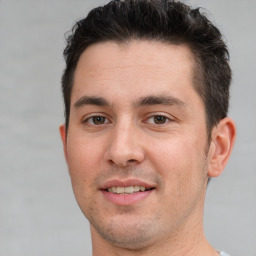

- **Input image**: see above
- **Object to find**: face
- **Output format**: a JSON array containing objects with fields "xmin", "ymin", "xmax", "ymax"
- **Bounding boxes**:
[{"xmin": 60, "ymin": 40, "xmax": 211, "ymax": 249}]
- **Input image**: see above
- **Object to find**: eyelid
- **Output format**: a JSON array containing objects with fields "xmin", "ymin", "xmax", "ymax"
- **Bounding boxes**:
[
  {"xmin": 82, "ymin": 113, "xmax": 111, "ymax": 125},
  {"xmin": 144, "ymin": 113, "xmax": 174, "ymax": 125}
]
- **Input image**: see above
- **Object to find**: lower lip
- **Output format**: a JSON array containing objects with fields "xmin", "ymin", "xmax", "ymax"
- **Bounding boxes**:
[{"xmin": 101, "ymin": 190, "xmax": 153, "ymax": 206}]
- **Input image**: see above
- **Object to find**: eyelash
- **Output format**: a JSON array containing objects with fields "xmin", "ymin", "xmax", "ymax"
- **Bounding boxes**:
[
  {"xmin": 147, "ymin": 115, "xmax": 172, "ymax": 125},
  {"xmin": 83, "ymin": 114, "xmax": 172, "ymax": 126},
  {"xmin": 83, "ymin": 115, "xmax": 110, "ymax": 125}
]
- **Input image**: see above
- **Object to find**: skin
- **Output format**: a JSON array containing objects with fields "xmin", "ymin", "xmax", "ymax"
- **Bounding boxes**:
[{"xmin": 60, "ymin": 40, "xmax": 236, "ymax": 256}]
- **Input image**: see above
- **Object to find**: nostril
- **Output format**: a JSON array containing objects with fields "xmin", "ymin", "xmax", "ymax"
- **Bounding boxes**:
[{"xmin": 128, "ymin": 159, "xmax": 136, "ymax": 162}]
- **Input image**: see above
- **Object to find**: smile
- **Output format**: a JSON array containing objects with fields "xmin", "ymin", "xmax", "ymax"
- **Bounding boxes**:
[
  {"xmin": 101, "ymin": 180, "xmax": 156, "ymax": 206},
  {"xmin": 107, "ymin": 186, "xmax": 152, "ymax": 194}
]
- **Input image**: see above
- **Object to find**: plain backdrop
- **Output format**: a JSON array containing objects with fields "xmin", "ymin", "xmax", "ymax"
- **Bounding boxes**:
[{"xmin": 0, "ymin": 0, "xmax": 255, "ymax": 255}]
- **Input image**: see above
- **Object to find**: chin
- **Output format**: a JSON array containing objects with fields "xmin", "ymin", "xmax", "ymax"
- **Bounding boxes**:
[{"xmin": 90, "ymin": 214, "xmax": 161, "ymax": 249}]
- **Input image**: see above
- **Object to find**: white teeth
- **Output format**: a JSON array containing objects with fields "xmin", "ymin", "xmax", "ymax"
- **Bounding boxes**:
[
  {"xmin": 124, "ymin": 186, "xmax": 133, "ymax": 193},
  {"xmin": 140, "ymin": 186, "xmax": 145, "ymax": 192},
  {"xmin": 107, "ymin": 186, "xmax": 147, "ymax": 194},
  {"xmin": 116, "ymin": 187, "xmax": 125, "ymax": 193},
  {"xmin": 133, "ymin": 186, "xmax": 140, "ymax": 192}
]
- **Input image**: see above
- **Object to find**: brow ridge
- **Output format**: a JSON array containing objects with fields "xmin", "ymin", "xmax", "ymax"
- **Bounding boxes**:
[
  {"xmin": 74, "ymin": 94, "xmax": 185, "ymax": 109},
  {"xmin": 74, "ymin": 96, "xmax": 109, "ymax": 108},
  {"xmin": 136, "ymin": 95, "xmax": 185, "ymax": 107}
]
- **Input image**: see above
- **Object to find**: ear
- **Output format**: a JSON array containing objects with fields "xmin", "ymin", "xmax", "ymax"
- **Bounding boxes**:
[
  {"xmin": 59, "ymin": 124, "xmax": 69, "ymax": 163},
  {"xmin": 207, "ymin": 117, "xmax": 236, "ymax": 177}
]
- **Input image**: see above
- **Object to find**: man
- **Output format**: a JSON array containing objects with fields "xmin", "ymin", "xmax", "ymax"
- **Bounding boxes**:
[{"xmin": 59, "ymin": 0, "xmax": 236, "ymax": 255}]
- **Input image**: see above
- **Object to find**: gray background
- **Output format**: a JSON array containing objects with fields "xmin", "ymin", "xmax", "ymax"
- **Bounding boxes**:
[{"xmin": 0, "ymin": 0, "xmax": 255, "ymax": 255}]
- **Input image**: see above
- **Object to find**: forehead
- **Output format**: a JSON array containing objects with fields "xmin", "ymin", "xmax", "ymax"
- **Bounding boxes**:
[{"xmin": 72, "ymin": 40, "xmax": 199, "ymax": 106}]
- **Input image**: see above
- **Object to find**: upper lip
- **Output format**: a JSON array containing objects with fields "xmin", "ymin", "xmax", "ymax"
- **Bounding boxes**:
[{"xmin": 100, "ymin": 179, "xmax": 156, "ymax": 190}]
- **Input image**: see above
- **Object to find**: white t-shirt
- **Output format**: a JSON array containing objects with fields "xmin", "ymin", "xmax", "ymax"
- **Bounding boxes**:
[{"xmin": 220, "ymin": 252, "xmax": 230, "ymax": 256}]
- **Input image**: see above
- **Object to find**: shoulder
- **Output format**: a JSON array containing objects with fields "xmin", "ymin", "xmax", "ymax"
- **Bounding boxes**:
[{"xmin": 220, "ymin": 252, "xmax": 230, "ymax": 256}]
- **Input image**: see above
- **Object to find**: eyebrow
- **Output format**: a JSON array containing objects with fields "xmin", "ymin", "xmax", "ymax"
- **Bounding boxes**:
[
  {"xmin": 74, "ymin": 96, "xmax": 109, "ymax": 108},
  {"xmin": 135, "ymin": 95, "xmax": 186, "ymax": 107},
  {"xmin": 74, "ymin": 94, "xmax": 186, "ymax": 109}
]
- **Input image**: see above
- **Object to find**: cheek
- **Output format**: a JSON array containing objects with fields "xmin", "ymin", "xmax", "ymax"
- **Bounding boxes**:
[
  {"xmin": 148, "ymin": 136, "xmax": 192, "ymax": 171},
  {"xmin": 66, "ymin": 134, "xmax": 105, "ymax": 191},
  {"xmin": 146, "ymin": 135, "xmax": 208, "ymax": 223},
  {"xmin": 146, "ymin": 135, "xmax": 206, "ymax": 193},
  {"xmin": 66, "ymin": 135, "xmax": 107, "ymax": 217}
]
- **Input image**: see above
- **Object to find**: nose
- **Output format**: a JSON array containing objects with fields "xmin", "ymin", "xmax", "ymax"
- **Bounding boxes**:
[{"xmin": 105, "ymin": 120, "xmax": 145, "ymax": 167}]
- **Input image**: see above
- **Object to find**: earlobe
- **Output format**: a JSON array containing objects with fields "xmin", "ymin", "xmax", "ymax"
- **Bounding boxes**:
[
  {"xmin": 59, "ymin": 124, "xmax": 68, "ymax": 163},
  {"xmin": 207, "ymin": 117, "xmax": 236, "ymax": 177}
]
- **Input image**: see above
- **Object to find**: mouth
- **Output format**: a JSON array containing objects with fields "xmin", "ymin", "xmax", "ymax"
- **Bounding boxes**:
[
  {"xmin": 105, "ymin": 186, "xmax": 154, "ymax": 194},
  {"xmin": 100, "ymin": 179, "xmax": 156, "ymax": 205}
]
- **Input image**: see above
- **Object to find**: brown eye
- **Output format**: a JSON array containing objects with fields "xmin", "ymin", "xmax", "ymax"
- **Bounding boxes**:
[
  {"xmin": 92, "ymin": 116, "xmax": 106, "ymax": 125},
  {"xmin": 153, "ymin": 116, "xmax": 167, "ymax": 124}
]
